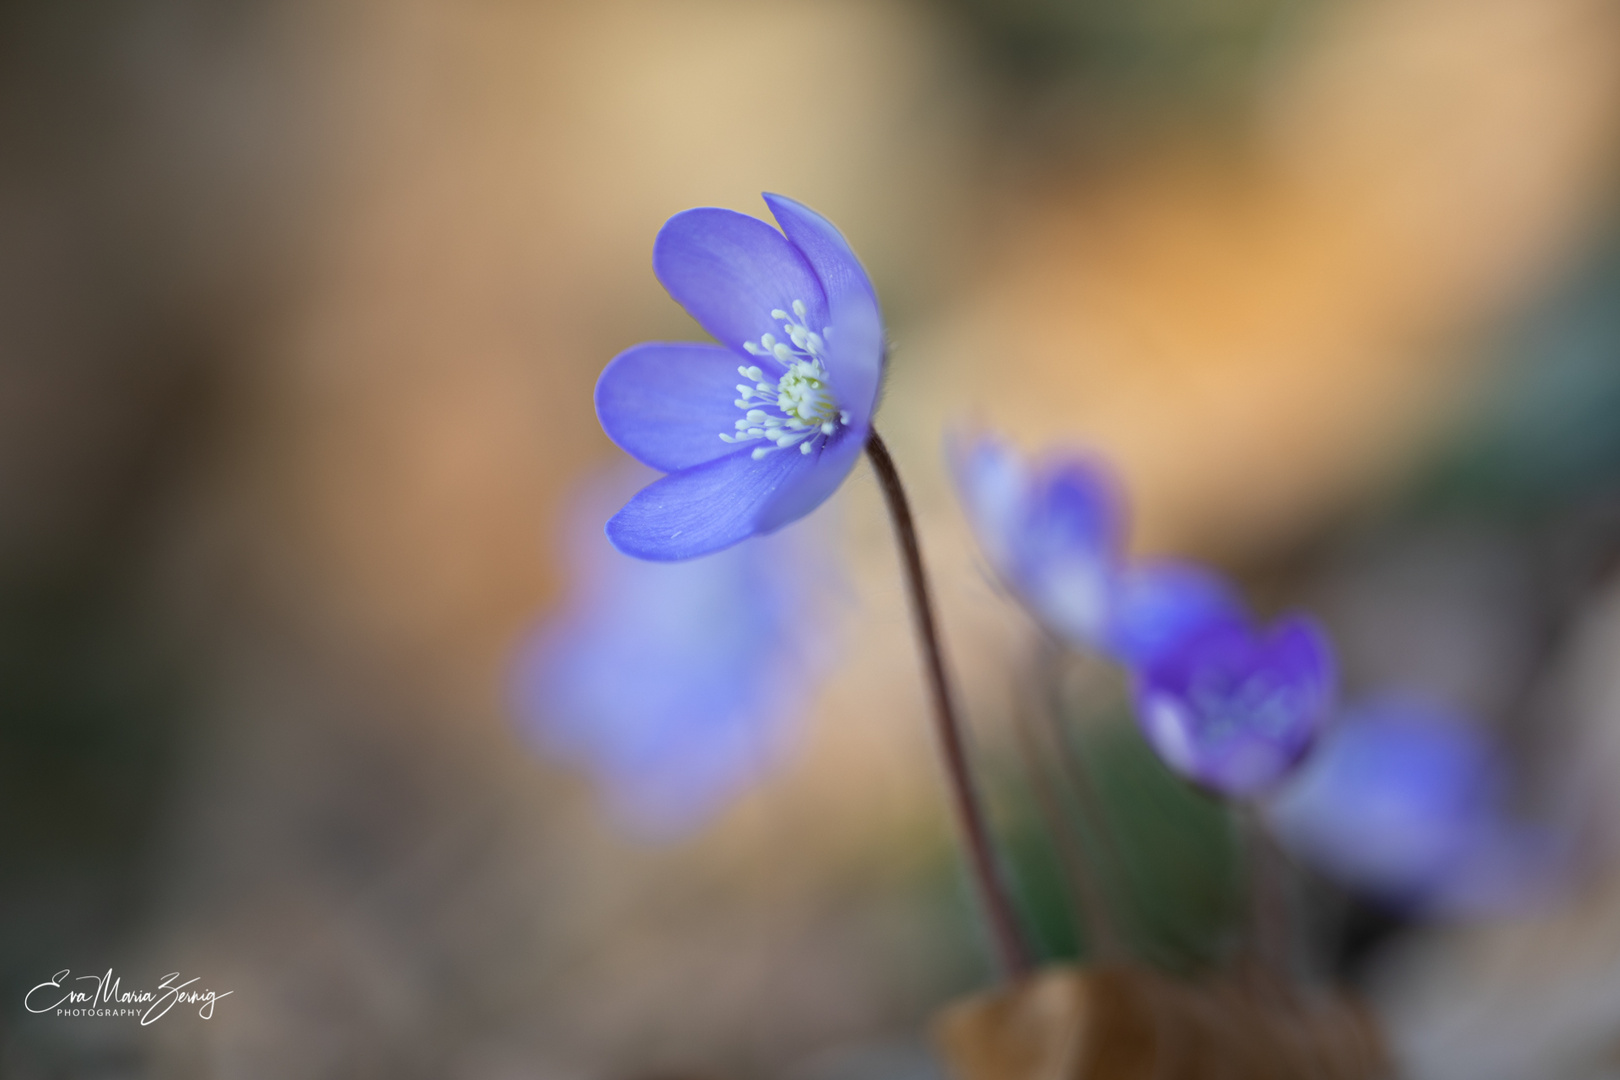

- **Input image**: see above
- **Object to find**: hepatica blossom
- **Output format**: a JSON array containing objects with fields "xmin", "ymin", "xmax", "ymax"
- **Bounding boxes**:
[
  {"xmin": 950, "ymin": 432, "xmax": 1240, "ymax": 663},
  {"xmin": 1267, "ymin": 696, "xmax": 1556, "ymax": 914},
  {"xmin": 596, "ymin": 194, "xmax": 884, "ymax": 561},
  {"xmin": 1134, "ymin": 615, "xmax": 1335, "ymax": 798},
  {"xmin": 951, "ymin": 433, "xmax": 1124, "ymax": 647},
  {"xmin": 511, "ymin": 465, "xmax": 830, "ymax": 838}
]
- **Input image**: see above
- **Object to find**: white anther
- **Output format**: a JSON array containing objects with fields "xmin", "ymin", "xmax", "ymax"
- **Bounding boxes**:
[{"xmin": 723, "ymin": 303, "xmax": 851, "ymax": 458}]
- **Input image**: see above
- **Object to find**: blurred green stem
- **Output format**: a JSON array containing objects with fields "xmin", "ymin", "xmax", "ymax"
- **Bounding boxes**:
[{"xmin": 1011, "ymin": 688, "xmax": 1124, "ymax": 962}]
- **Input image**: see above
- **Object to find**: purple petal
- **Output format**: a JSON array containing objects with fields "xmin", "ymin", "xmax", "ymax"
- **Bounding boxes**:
[
  {"xmin": 1027, "ymin": 457, "xmax": 1124, "ymax": 557},
  {"xmin": 1268, "ymin": 617, "xmax": 1336, "ymax": 701},
  {"xmin": 654, "ymin": 208, "xmax": 828, "ymax": 356},
  {"xmin": 606, "ymin": 446, "xmax": 820, "ymax": 561},
  {"xmin": 1264, "ymin": 694, "xmax": 1562, "ymax": 915},
  {"xmin": 596, "ymin": 342, "xmax": 761, "ymax": 472},
  {"xmin": 949, "ymin": 431, "xmax": 1030, "ymax": 572},
  {"xmin": 1107, "ymin": 561, "xmax": 1246, "ymax": 666},
  {"xmin": 1012, "ymin": 457, "xmax": 1123, "ymax": 641},
  {"xmin": 764, "ymin": 194, "xmax": 885, "ymax": 424},
  {"xmin": 754, "ymin": 424, "xmax": 868, "ymax": 534},
  {"xmin": 1266, "ymin": 698, "xmax": 1497, "ymax": 899}
]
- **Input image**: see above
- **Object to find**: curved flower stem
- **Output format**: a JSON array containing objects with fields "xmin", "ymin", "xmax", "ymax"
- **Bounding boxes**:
[{"xmin": 865, "ymin": 429, "xmax": 1033, "ymax": 979}]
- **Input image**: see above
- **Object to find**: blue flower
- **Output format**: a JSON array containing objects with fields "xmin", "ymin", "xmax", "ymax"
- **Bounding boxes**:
[
  {"xmin": 950, "ymin": 432, "xmax": 1240, "ymax": 662},
  {"xmin": 595, "ymin": 195, "xmax": 884, "ymax": 561},
  {"xmin": 1266, "ymin": 696, "xmax": 1559, "ymax": 914},
  {"xmin": 1133, "ymin": 614, "xmax": 1336, "ymax": 797},
  {"xmin": 510, "ymin": 465, "xmax": 831, "ymax": 838},
  {"xmin": 950, "ymin": 433, "xmax": 1126, "ymax": 647}
]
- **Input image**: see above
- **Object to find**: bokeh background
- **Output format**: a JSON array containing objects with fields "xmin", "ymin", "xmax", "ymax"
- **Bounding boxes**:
[{"xmin": 5, "ymin": 0, "xmax": 1620, "ymax": 1076}]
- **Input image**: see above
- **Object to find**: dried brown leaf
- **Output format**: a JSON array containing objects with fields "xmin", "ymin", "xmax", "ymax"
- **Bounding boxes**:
[{"xmin": 934, "ymin": 965, "xmax": 1388, "ymax": 1080}]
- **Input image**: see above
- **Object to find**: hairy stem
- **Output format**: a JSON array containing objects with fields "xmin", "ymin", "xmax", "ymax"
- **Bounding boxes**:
[{"xmin": 865, "ymin": 429, "xmax": 1032, "ymax": 978}]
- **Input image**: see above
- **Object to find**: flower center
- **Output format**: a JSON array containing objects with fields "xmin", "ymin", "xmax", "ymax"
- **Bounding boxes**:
[{"xmin": 720, "ymin": 300, "xmax": 850, "ymax": 460}]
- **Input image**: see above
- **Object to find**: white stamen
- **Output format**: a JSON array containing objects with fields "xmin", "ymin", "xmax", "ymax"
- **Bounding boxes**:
[{"xmin": 718, "ymin": 298, "xmax": 848, "ymax": 458}]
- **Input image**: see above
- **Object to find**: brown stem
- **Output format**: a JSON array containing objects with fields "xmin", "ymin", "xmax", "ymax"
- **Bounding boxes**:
[{"xmin": 865, "ymin": 429, "xmax": 1033, "ymax": 978}]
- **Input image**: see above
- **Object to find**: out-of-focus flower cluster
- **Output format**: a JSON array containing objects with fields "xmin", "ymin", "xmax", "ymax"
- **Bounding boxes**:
[
  {"xmin": 952, "ymin": 431, "xmax": 1558, "ymax": 917},
  {"xmin": 952, "ymin": 431, "xmax": 1333, "ymax": 799}
]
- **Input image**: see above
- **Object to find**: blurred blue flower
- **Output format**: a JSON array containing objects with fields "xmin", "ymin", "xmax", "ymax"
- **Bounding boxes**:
[
  {"xmin": 596, "ymin": 194, "xmax": 884, "ymax": 561},
  {"xmin": 1267, "ymin": 696, "xmax": 1558, "ymax": 915},
  {"xmin": 510, "ymin": 465, "xmax": 831, "ymax": 839},
  {"xmin": 950, "ymin": 433, "xmax": 1125, "ymax": 647},
  {"xmin": 1134, "ymin": 615, "xmax": 1336, "ymax": 797},
  {"xmin": 950, "ymin": 433, "xmax": 1240, "ymax": 663}
]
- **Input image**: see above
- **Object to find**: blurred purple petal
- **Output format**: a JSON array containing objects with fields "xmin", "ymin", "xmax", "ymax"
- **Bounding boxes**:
[
  {"xmin": 1267, "ymin": 695, "xmax": 1562, "ymax": 915},
  {"xmin": 1107, "ymin": 560, "xmax": 1246, "ymax": 667},
  {"xmin": 949, "ymin": 431, "xmax": 1027, "ymax": 571}
]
